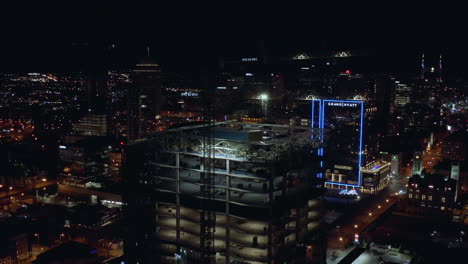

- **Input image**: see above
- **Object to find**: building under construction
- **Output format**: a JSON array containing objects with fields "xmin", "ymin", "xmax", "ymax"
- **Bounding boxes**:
[{"xmin": 123, "ymin": 122, "xmax": 326, "ymax": 264}]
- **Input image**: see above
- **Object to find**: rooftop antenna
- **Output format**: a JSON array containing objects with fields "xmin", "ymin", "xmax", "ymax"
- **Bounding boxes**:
[
  {"xmin": 146, "ymin": 46, "xmax": 150, "ymax": 57},
  {"xmin": 420, "ymin": 53, "xmax": 425, "ymax": 80},
  {"xmin": 439, "ymin": 54, "xmax": 443, "ymax": 82}
]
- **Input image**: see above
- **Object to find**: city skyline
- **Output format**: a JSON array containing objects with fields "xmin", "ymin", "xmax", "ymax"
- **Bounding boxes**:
[{"xmin": 0, "ymin": 2, "xmax": 467, "ymax": 264}]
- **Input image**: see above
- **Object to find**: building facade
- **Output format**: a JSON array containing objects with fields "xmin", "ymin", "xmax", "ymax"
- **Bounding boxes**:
[
  {"xmin": 312, "ymin": 99, "xmax": 364, "ymax": 190},
  {"xmin": 407, "ymin": 173, "xmax": 457, "ymax": 212},
  {"xmin": 123, "ymin": 123, "xmax": 325, "ymax": 264}
]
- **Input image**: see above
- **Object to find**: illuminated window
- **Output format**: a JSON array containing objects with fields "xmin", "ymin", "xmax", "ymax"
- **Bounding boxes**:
[
  {"xmin": 415, "ymin": 194, "xmax": 419, "ymax": 199},
  {"xmin": 441, "ymin": 197, "xmax": 446, "ymax": 203},
  {"xmin": 428, "ymin": 196, "xmax": 432, "ymax": 201},
  {"xmin": 416, "ymin": 189, "xmax": 419, "ymax": 193},
  {"xmin": 421, "ymin": 195, "xmax": 426, "ymax": 200},
  {"xmin": 441, "ymin": 206, "xmax": 445, "ymax": 210},
  {"xmin": 409, "ymin": 193, "xmax": 413, "ymax": 198}
]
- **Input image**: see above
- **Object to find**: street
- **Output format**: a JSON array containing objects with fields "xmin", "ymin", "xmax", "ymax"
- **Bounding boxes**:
[{"xmin": 328, "ymin": 172, "xmax": 407, "ymax": 246}]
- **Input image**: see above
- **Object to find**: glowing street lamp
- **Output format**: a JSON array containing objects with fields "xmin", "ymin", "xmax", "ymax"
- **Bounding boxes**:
[{"xmin": 259, "ymin": 93, "xmax": 269, "ymax": 118}]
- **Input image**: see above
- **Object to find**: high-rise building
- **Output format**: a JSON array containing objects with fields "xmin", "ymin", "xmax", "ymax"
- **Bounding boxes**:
[
  {"xmin": 123, "ymin": 123, "xmax": 325, "ymax": 264},
  {"xmin": 312, "ymin": 99, "xmax": 364, "ymax": 190},
  {"xmin": 85, "ymin": 72, "xmax": 107, "ymax": 114},
  {"xmin": 58, "ymin": 136, "xmax": 112, "ymax": 185},
  {"xmin": 128, "ymin": 56, "xmax": 162, "ymax": 141},
  {"xmin": 73, "ymin": 114, "xmax": 108, "ymax": 136}
]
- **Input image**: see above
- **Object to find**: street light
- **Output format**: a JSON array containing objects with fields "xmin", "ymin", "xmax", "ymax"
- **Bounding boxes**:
[
  {"xmin": 368, "ymin": 212, "xmax": 373, "ymax": 216},
  {"xmin": 378, "ymin": 205, "xmax": 381, "ymax": 209},
  {"xmin": 354, "ymin": 225, "xmax": 358, "ymax": 229},
  {"xmin": 339, "ymin": 237, "xmax": 343, "ymax": 242},
  {"xmin": 386, "ymin": 199, "xmax": 389, "ymax": 202},
  {"xmin": 259, "ymin": 93, "xmax": 269, "ymax": 118}
]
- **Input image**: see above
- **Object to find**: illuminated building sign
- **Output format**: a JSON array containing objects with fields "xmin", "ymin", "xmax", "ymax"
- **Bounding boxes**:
[
  {"xmin": 333, "ymin": 51, "xmax": 352, "ymax": 57},
  {"xmin": 241, "ymin": 58, "xmax": 257, "ymax": 62},
  {"xmin": 334, "ymin": 165, "xmax": 353, "ymax": 171},
  {"xmin": 327, "ymin": 102, "xmax": 358, "ymax": 107},
  {"xmin": 339, "ymin": 189, "xmax": 359, "ymax": 196},
  {"xmin": 354, "ymin": 233, "xmax": 359, "ymax": 243},
  {"xmin": 180, "ymin": 92, "xmax": 199, "ymax": 97},
  {"xmin": 312, "ymin": 99, "xmax": 364, "ymax": 187}
]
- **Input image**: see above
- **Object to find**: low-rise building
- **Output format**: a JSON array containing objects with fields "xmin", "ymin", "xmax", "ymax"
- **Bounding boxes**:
[
  {"xmin": 361, "ymin": 161, "xmax": 391, "ymax": 193},
  {"xmin": 34, "ymin": 241, "xmax": 100, "ymax": 264},
  {"xmin": 0, "ymin": 220, "xmax": 31, "ymax": 263},
  {"xmin": 407, "ymin": 173, "xmax": 457, "ymax": 212}
]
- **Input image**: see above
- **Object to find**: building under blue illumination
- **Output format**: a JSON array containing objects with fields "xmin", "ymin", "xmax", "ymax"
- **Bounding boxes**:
[{"xmin": 312, "ymin": 99, "xmax": 364, "ymax": 189}]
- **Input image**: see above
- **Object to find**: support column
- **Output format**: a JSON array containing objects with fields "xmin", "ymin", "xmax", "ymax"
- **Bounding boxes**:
[
  {"xmin": 176, "ymin": 153, "xmax": 180, "ymax": 251},
  {"xmin": 225, "ymin": 159, "xmax": 231, "ymax": 264}
]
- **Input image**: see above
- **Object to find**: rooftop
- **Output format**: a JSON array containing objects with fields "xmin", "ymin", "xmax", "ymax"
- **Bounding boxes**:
[
  {"xmin": 34, "ymin": 241, "xmax": 97, "ymax": 264},
  {"xmin": 408, "ymin": 173, "xmax": 456, "ymax": 189},
  {"xmin": 153, "ymin": 122, "xmax": 322, "ymax": 161},
  {"xmin": 444, "ymin": 131, "xmax": 468, "ymax": 143}
]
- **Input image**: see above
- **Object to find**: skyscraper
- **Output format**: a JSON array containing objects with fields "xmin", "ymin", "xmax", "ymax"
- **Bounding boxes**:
[
  {"xmin": 85, "ymin": 72, "xmax": 107, "ymax": 114},
  {"xmin": 128, "ymin": 55, "xmax": 162, "ymax": 141},
  {"xmin": 312, "ymin": 99, "xmax": 364, "ymax": 189}
]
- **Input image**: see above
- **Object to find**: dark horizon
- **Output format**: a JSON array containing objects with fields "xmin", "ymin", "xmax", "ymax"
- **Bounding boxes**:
[{"xmin": 1, "ymin": 2, "xmax": 468, "ymax": 76}]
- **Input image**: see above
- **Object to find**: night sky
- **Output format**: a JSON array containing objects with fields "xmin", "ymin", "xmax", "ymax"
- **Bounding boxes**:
[{"xmin": 1, "ymin": 2, "xmax": 467, "ymax": 75}]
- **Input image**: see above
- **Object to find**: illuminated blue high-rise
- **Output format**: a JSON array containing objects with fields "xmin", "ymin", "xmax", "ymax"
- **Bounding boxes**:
[{"xmin": 312, "ymin": 99, "xmax": 364, "ymax": 189}]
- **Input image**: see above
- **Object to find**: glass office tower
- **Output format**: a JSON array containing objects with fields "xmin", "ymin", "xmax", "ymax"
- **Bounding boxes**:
[{"xmin": 312, "ymin": 99, "xmax": 364, "ymax": 189}]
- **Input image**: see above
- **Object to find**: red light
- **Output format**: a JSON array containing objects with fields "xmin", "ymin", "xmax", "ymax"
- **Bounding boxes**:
[
  {"xmin": 345, "ymin": 70, "xmax": 351, "ymax": 74},
  {"xmin": 120, "ymin": 141, "xmax": 124, "ymax": 146},
  {"xmin": 275, "ymin": 75, "xmax": 280, "ymax": 78}
]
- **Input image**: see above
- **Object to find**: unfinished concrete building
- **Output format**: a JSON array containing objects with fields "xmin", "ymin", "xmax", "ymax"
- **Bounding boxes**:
[{"xmin": 123, "ymin": 122, "xmax": 325, "ymax": 264}]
